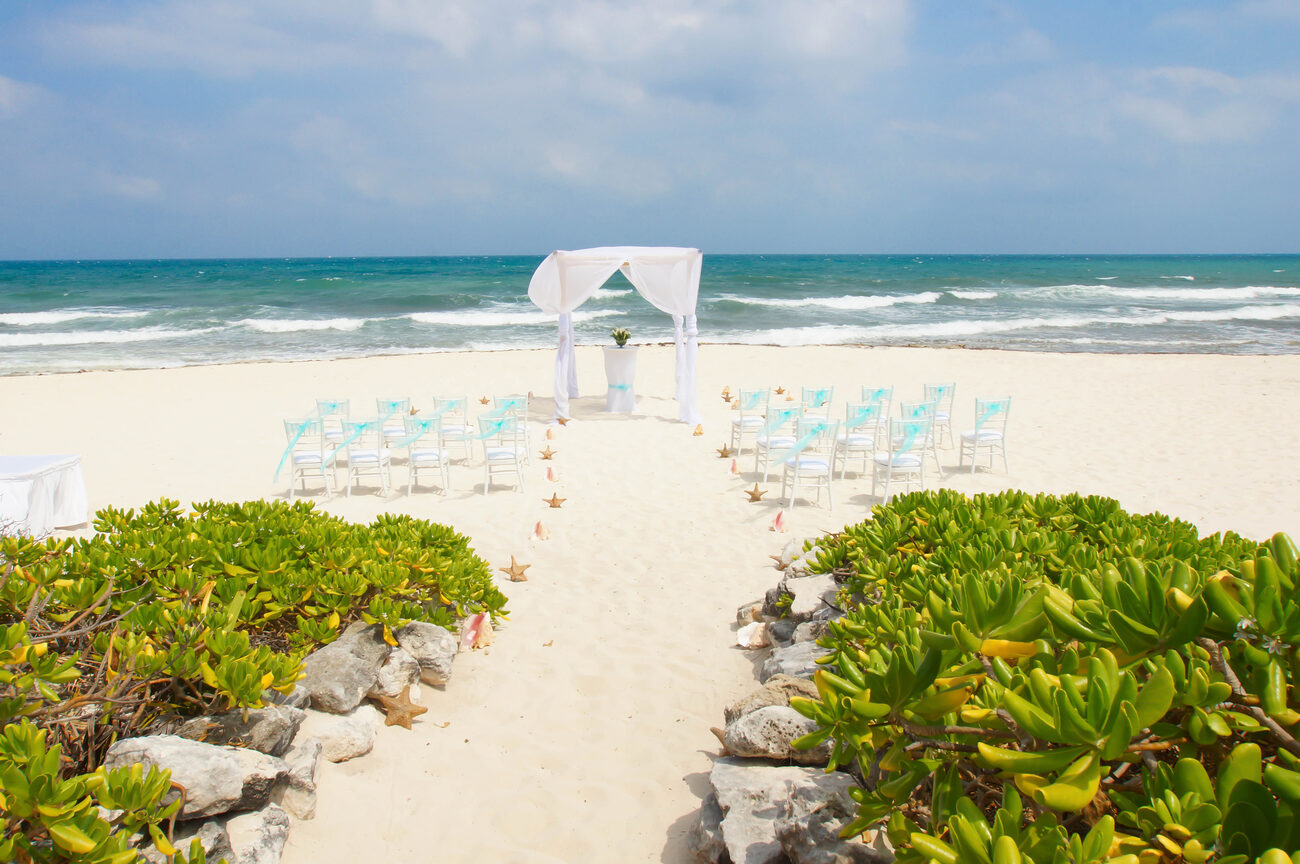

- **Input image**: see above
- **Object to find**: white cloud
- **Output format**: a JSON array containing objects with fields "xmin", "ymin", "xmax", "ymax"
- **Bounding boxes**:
[
  {"xmin": 96, "ymin": 171, "xmax": 163, "ymax": 200},
  {"xmin": 0, "ymin": 75, "xmax": 43, "ymax": 120}
]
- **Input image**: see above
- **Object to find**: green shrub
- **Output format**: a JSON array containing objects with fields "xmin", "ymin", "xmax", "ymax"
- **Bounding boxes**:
[{"xmin": 790, "ymin": 489, "xmax": 1299, "ymax": 864}]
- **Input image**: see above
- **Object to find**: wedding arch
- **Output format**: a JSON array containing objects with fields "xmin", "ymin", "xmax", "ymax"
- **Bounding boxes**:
[{"xmin": 527, "ymin": 246, "xmax": 702, "ymax": 423}]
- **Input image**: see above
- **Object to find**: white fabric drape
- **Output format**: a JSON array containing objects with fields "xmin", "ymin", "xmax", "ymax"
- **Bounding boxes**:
[
  {"xmin": 528, "ymin": 247, "xmax": 702, "ymax": 423},
  {"xmin": 0, "ymin": 455, "xmax": 89, "ymax": 537}
]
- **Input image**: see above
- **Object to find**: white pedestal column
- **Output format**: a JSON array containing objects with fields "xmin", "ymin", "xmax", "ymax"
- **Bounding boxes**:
[{"xmin": 603, "ymin": 346, "xmax": 638, "ymax": 413}]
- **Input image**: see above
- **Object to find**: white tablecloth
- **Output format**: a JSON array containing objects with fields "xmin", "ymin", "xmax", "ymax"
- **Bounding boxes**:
[
  {"xmin": 0, "ymin": 455, "xmax": 89, "ymax": 537},
  {"xmin": 603, "ymin": 346, "xmax": 638, "ymax": 413}
]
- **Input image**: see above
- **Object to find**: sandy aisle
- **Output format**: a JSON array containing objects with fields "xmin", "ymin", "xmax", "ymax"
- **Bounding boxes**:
[{"xmin": 2, "ymin": 345, "xmax": 1298, "ymax": 862}]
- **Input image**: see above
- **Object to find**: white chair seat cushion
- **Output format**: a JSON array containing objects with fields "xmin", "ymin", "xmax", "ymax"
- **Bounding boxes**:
[
  {"xmin": 838, "ymin": 433, "xmax": 876, "ymax": 447},
  {"xmin": 292, "ymin": 452, "xmax": 323, "ymax": 465},
  {"xmin": 731, "ymin": 416, "xmax": 765, "ymax": 429},
  {"xmin": 961, "ymin": 430, "xmax": 1004, "ymax": 442},
  {"xmin": 786, "ymin": 457, "xmax": 830, "ymax": 472},
  {"xmin": 350, "ymin": 448, "xmax": 390, "ymax": 464},
  {"xmin": 484, "ymin": 447, "xmax": 522, "ymax": 461},
  {"xmin": 757, "ymin": 435, "xmax": 795, "ymax": 449},
  {"xmin": 410, "ymin": 448, "xmax": 448, "ymax": 463},
  {"xmin": 876, "ymin": 453, "xmax": 922, "ymax": 468},
  {"xmin": 935, "ymin": 411, "xmax": 950, "ymax": 421},
  {"xmin": 442, "ymin": 424, "xmax": 475, "ymax": 435}
]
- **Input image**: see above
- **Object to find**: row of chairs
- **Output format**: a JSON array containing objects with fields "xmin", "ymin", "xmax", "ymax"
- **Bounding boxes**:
[
  {"xmin": 280, "ymin": 396, "xmax": 533, "ymax": 498},
  {"xmin": 728, "ymin": 385, "xmax": 1011, "ymax": 508}
]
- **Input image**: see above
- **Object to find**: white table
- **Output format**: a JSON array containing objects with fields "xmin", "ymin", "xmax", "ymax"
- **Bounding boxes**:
[
  {"xmin": 0, "ymin": 455, "xmax": 89, "ymax": 537},
  {"xmin": 603, "ymin": 346, "xmax": 638, "ymax": 413}
]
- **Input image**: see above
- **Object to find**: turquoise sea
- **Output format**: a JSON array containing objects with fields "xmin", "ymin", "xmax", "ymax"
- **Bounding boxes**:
[{"xmin": 1, "ymin": 255, "xmax": 1297, "ymax": 375}]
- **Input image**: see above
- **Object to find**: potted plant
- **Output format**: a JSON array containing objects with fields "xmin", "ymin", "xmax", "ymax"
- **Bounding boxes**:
[{"xmin": 610, "ymin": 327, "xmax": 631, "ymax": 348}]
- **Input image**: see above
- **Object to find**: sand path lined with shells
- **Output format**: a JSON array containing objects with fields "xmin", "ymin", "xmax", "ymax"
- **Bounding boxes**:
[{"xmin": 2, "ymin": 345, "xmax": 1297, "ymax": 862}]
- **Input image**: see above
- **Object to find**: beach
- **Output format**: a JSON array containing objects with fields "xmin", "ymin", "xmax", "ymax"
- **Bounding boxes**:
[{"xmin": 2, "ymin": 343, "xmax": 1298, "ymax": 862}]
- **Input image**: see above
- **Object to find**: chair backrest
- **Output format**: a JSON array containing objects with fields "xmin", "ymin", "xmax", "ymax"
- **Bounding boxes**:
[
  {"xmin": 478, "ymin": 409, "xmax": 523, "ymax": 446},
  {"xmin": 793, "ymin": 416, "xmax": 837, "ymax": 455},
  {"xmin": 891, "ymin": 417, "xmax": 931, "ymax": 458},
  {"xmin": 402, "ymin": 413, "xmax": 441, "ymax": 448},
  {"xmin": 844, "ymin": 401, "xmax": 884, "ymax": 434},
  {"xmin": 973, "ymin": 397, "xmax": 1011, "ymax": 434},
  {"xmin": 284, "ymin": 417, "xmax": 323, "ymax": 450},
  {"xmin": 316, "ymin": 399, "xmax": 349, "ymax": 419},
  {"xmin": 433, "ymin": 396, "xmax": 468, "ymax": 418},
  {"xmin": 924, "ymin": 383, "xmax": 956, "ymax": 414},
  {"xmin": 494, "ymin": 395, "xmax": 529, "ymax": 422},
  {"xmin": 736, "ymin": 388, "xmax": 768, "ymax": 414},
  {"xmin": 899, "ymin": 400, "xmax": 937, "ymax": 421},
  {"xmin": 341, "ymin": 418, "xmax": 384, "ymax": 453},
  {"xmin": 377, "ymin": 397, "xmax": 411, "ymax": 420},
  {"xmin": 801, "ymin": 386, "xmax": 834, "ymax": 416},
  {"xmin": 759, "ymin": 404, "xmax": 800, "ymax": 437}
]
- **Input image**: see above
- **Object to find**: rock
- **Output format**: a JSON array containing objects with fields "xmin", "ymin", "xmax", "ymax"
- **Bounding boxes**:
[
  {"xmin": 780, "ymin": 572, "xmax": 837, "ymax": 623},
  {"xmin": 292, "ymin": 705, "xmax": 380, "ymax": 763},
  {"xmin": 140, "ymin": 819, "xmax": 233, "ymax": 864},
  {"xmin": 737, "ymin": 621, "xmax": 770, "ymax": 649},
  {"xmin": 264, "ymin": 685, "xmax": 310, "ymax": 710},
  {"xmin": 274, "ymin": 737, "xmax": 323, "ymax": 820},
  {"xmin": 687, "ymin": 792, "xmax": 727, "ymax": 863},
  {"xmin": 724, "ymin": 706, "xmax": 831, "ymax": 765},
  {"xmin": 773, "ymin": 538, "xmax": 801, "ymax": 571},
  {"xmin": 395, "ymin": 621, "xmax": 459, "ymax": 686},
  {"xmin": 298, "ymin": 623, "xmax": 391, "ymax": 714},
  {"xmin": 178, "ymin": 705, "xmax": 305, "ymax": 757},
  {"xmin": 704, "ymin": 757, "xmax": 860, "ymax": 864},
  {"xmin": 736, "ymin": 600, "xmax": 764, "ymax": 627},
  {"xmin": 368, "ymin": 647, "xmax": 422, "ymax": 699},
  {"xmin": 225, "ymin": 804, "xmax": 291, "ymax": 864},
  {"xmin": 104, "ymin": 736, "xmax": 288, "ymax": 820},
  {"xmin": 767, "ymin": 618, "xmax": 798, "ymax": 648},
  {"xmin": 776, "ymin": 783, "xmax": 893, "ymax": 864},
  {"xmin": 761, "ymin": 587, "xmax": 785, "ymax": 619},
  {"xmin": 760, "ymin": 641, "xmax": 832, "ymax": 683},
  {"xmin": 792, "ymin": 619, "xmax": 829, "ymax": 645},
  {"xmin": 725, "ymin": 675, "xmax": 821, "ymax": 724}
]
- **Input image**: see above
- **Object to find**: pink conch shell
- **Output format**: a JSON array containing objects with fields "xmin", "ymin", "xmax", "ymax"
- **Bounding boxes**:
[
  {"xmin": 729, "ymin": 459, "xmax": 739, "ymax": 475},
  {"xmin": 533, "ymin": 520, "xmax": 550, "ymax": 540},
  {"xmin": 546, "ymin": 428, "xmax": 555, "ymax": 440},
  {"xmin": 771, "ymin": 510, "xmax": 789, "ymax": 533},
  {"xmin": 546, "ymin": 467, "xmax": 557, "ymax": 482},
  {"xmin": 459, "ymin": 613, "xmax": 487, "ymax": 652}
]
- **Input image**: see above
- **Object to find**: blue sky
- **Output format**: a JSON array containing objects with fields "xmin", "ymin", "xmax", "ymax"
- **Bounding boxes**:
[{"xmin": 1, "ymin": 0, "xmax": 1298, "ymax": 258}]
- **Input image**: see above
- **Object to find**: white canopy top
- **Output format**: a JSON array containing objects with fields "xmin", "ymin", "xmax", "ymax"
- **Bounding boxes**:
[
  {"xmin": 527, "ymin": 246, "xmax": 702, "ymax": 423},
  {"xmin": 527, "ymin": 246, "xmax": 701, "ymax": 316}
]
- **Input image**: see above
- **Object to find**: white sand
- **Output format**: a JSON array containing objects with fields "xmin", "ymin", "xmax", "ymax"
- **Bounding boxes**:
[{"xmin": 2, "ymin": 345, "xmax": 1298, "ymax": 861}]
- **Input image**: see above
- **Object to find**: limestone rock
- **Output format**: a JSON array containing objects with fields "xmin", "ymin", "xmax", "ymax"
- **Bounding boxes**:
[
  {"xmin": 736, "ymin": 600, "xmax": 764, "ymax": 627},
  {"xmin": 703, "ymin": 758, "xmax": 859, "ymax": 864},
  {"xmin": 776, "ymin": 782, "xmax": 893, "ymax": 864},
  {"xmin": 724, "ymin": 675, "xmax": 820, "ymax": 724},
  {"xmin": 274, "ymin": 737, "xmax": 323, "ymax": 820},
  {"xmin": 767, "ymin": 618, "xmax": 798, "ymax": 648},
  {"xmin": 104, "ymin": 736, "xmax": 288, "ymax": 819},
  {"xmin": 760, "ymin": 641, "xmax": 832, "ymax": 683},
  {"xmin": 292, "ymin": 705, "xmax": 380, "ymax": 763},
  {"xmin": 395, "ymin": 621, "xmax": 458, "ymax": 686},
  {"xmin": 792, "ymin": 619, "xmax": 829, "ymax": 645},
  {"xmin": 368, "ymin": 647, "xmax": 422, "ymax": 699},
  {"xmin": 687, "ymin": 792, "xmax": 727, "ymax": 863},
  {"xmin": 140, "ymin": 819, "xmax": 232, "ymax": 864},
  {"xmin": 225, "ymin": 804, "xmax": 292, "ymax": 864},
  {"xmin": 178, "ymin": 704, "xmax": 305, "ymax": 757},
  {"xmin": 264, "ymin": 685, "xmax": 310, "ymax": 710},
  {"xmin": 724, "ymin": 706, "xmax": 831, "ymax": 765},
  {"xmin": 298, "ymin": 622, "xmax": 391, "ymax": 714},
  {"xmin": 779, "ymin": 572, "xmax": 837, "ymax": 623}
]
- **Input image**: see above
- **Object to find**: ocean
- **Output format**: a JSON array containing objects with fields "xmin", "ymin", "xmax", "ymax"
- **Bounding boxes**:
[{"xmin": 1, "ymin": 254, "xmax": 1297, "ymax": 375}]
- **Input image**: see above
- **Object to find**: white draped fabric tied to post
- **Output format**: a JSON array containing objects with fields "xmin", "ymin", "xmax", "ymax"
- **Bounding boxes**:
[{"xmin": 527, "ymin": 247, "xmax": 703, "ymax": 423}]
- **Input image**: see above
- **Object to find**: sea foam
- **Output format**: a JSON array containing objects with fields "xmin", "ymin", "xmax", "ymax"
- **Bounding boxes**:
[
  {"xmin": 0, "ymin": 309, "xmax": 149, "ymax": 326},
  {"xmin": 239, "ymin": 318, "xmax": 367, "ymax": 333},
  {"xmin": 0, "ymin": 327, "xmax": 214, "ymax": 347}
]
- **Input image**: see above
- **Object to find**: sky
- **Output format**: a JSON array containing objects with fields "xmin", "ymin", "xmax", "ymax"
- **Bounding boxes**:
[{"xmin": 1, "ymin": 0, "xmax": 1298, "ymax": 259}]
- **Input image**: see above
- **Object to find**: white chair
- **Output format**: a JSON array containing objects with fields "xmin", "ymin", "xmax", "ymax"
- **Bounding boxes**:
[
  {"xmin": 959, "ymin": 397, "xmax": 1012, "ymax": 475},
  {"xmin": 494, "ymin": 395, "xmax": 533, "ymax": 461},
  {"xmin": 433, "ymin": 396, "xmax": 476, "ymax": 463},
  {"xmin": 729, "ymin": 389, "xmax": 769, "ymax": 452},
  {"xmin": 874, "ymin": 416, "xmax": 933, "ymax": 503},
  {"xmin": 860, "ymin": 386, "xmax": 894, "ymax": 423},
  {"xmin": 340, "ymin": 419, "xmax": 392, "ymax": 497},
  {"xmin": 754, "ymin": 405, "xmax": 801, "ymax": 481},
  {"xmin": 480, "ymin": 410, "xmax": 527, "ymax": 493},
  {"xmin": 924, "ymin": 383, "xmax": 956, "ymax": 448},
  {"xmin": 779, "ymin": 418, "xmax": 839, "ymax": 511},
  {"xmin": 281, "ymin": 418, "xmax": 332, "ymax": 500},
  {"xmin": 403, "ymin": 414, "xmax": 450, "ymax": 494},
  {"xmin": 836, "ymin": 401, "xmax": 885, "ymax": 479},
  {"xmin": 377, "ymin": 398, "xmax": 411, "ymax": 449},
  {"xmin": 898, "ymin": 400, "xmax": 942, "ymax": 473},
  {"xmin": 315, "ymin": 399, "xmax": 350, "ymax": 448},
  {"xmin": 800, "ymin": 386, "xmax": 835, "ymax": 419}
]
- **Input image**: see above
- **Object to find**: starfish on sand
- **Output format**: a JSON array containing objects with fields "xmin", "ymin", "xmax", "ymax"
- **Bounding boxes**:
[
  {"xmin": 775, "ymin": 386, "xmax": 786, "ymax": 395},
  {"xmin": 556, "ymin": 417, "xmax": 570, "ymax": 426},
  {"xmin": 545, "ymin": 493, "xmax": 566, "ymax": 508},
  {"xmin": 716, "ymin": 445, "xmax": 736, "ymax": 458},
  {"xmin": 540, "ymin": 445, "xmax": 557, "ymax": 460},
  {"xmin": 376, "ymin": 686, "xmax": 428, "ymax": 730},
  {"xmin": 745, "ymin": 484, "xmax": 767, "ymax": 502},
  {"xmin": 480, "ymin": 396, "xmax": 490, "ymax": 404},
  {"xmin": 499, "ymin": 555, "xmax": 531, "ymax": 581}
]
